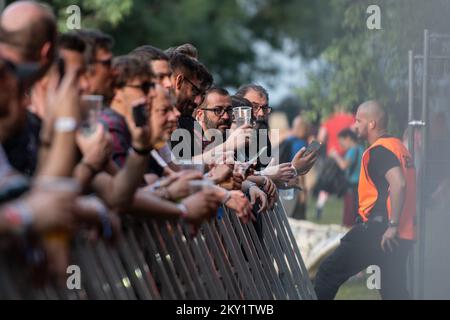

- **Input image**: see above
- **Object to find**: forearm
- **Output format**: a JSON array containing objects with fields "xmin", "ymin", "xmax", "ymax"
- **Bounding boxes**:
[
  {"xmin": 37, "ymin": 131, "xmax": 78, "ymax": 177},
  {"xmin": 73, "ymin": 163, "xmax": 96, "ymax": 193},
  {"xmin": 121, "ymin": 189, "xmax": 182, "ymax": 220},
  {"xmin": 192, "ymin": 142, "xmax": 226, "ymax": 163},
  {"xmin": 333, "ymin": 156, "xmax": 350, "ymax": 171},
  {"xmin": 389, "ymin": 184, "xmax": 406, "ymax": 223},
  {"xmin": 108, "ymin": 152, "xmax": 148, "ymax": 207}
]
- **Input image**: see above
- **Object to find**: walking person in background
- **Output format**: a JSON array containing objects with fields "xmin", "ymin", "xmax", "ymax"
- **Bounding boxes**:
[
  {"xmin": 315, "ymin": 105, "xmax": 355, "ymax": 220},
  {"xmin": 330, "ymin": 129, "xmax": 364, "ymax": 227},
  {"xmin": 278, "ymin": 115, "xmax": 311, "ymax": 219}
]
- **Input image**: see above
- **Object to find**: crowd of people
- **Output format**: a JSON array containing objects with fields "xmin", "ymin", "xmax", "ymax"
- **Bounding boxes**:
[
  {"xmin": 0, "ymin": 1, "xmax": 318, "ymax": 287},
  {"xmin": 0, "ymin": 1, "xmax": 422, "ymax": 301}
]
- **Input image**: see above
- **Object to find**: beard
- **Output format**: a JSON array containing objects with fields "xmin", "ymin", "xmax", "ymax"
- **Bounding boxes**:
[
  {"xmin": 204, "ymin": 114, "xmax": 231, "ymax": 133},
  {"xmin": 177, "ymin": 99, "xmax": 196, "ymax": 116},
  {"xmin": 254, "ymin": 118, "xmax": 269, "ymax": 131},
  {"xmin": 176, "ymin": 90, "xmax": 197, "ymax": 116}
]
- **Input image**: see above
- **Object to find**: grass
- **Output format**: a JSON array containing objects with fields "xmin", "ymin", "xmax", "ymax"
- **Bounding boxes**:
[{"xmin": 305, "ymin": 196, "xmax": 380, "ymax": 300}]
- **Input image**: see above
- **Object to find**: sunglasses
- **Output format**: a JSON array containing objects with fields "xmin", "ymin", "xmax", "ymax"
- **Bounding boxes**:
[
  {"xmin": 92, "ymin": 58, "xmax": 112, "ymax": 68},
  {"xmin": 123, "ymin": 81, "xmax": 156, "ymax": 95},
  {"xmin": 183, "ymin": 76, "xmax": 204, "ymax": 98}
]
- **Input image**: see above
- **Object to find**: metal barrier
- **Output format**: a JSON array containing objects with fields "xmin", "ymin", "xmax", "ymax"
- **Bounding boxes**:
[
  {"xmin": 0, "ymin": 198, "xmax": 316, "ymax": 300},
  {"xmin": 407, "ymin": 30, "xmax": 450, "ymax": 299}
]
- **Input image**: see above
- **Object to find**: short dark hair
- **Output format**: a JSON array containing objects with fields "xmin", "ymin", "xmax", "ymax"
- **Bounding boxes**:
[
  {"xmin": 338, "ymin": 128, "xmax": 357, "ymax": 141},
  {"xmin": 111, "ymin": 55, "xmax": 152, "ymax": 88},
  {"xmin": 58, "ymin": 32, "xmax": 86, "ymax": 54},
  {"xmin": 170, "ymin": 52, "xmax": 213, "ymax": 89},
  {"xmin": 75, "ymin": 29, "xmax": 114, "ymax": 64},
  {"xmin": 235, "ymin": 84, "xmax": 269, "ymax": 104},
  {"xmin": 200, "ymin": 87, "xmax": 229, "ymax": 108},
  {"xmin": 207, "ymin": 87, "xmax": 229, "ymax": 97},
  {"xmin": 130, "ymin": 45, "xmax": 168, "ymax": 62},
  {"xmin": 231, "ymin": 95, "xmax": 252, "ymax": 109}
]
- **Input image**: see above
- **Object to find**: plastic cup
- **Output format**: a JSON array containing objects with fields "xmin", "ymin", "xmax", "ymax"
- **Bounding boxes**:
[
  {"xmin": 233, "ymin": 106, "xmax": 252, "ymax": 127},
  {"xmin": 80, "ymin": 95, "xmax": 103, "ymax": 136}
]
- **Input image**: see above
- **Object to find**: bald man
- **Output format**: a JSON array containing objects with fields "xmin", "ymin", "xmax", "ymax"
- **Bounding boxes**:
[
  {"xmin": 314, "ymin": 100, "xmax": 416, "ymax": 300},
  {"xmin": 0, "ymin": 0, "xmax": 57, "ymax": 84}
]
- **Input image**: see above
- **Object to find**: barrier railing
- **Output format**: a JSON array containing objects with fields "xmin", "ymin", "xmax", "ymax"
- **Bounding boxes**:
[{"xmin": 0, "ymin": 198, "xmax": 316, "ymax": 300}]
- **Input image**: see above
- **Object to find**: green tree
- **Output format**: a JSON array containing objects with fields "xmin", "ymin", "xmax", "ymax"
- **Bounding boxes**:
[{"xmin": 296, "ymin": 0, "xmax": 450, "ymax": 133}]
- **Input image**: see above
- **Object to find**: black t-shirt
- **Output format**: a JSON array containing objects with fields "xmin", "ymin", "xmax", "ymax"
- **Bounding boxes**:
[
  {"xmin": 366, "ymin": 145, "xmax": 401, "ymax": 219},
  {"xmin": 3, "ymin": 111, "xmax": 41, "ymax": 176}
]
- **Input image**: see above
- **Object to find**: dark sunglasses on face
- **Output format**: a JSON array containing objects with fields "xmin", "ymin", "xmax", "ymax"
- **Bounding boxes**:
[
  {"xmin": 123, "ymin": 81, "xmax": 155, "ymax": 95},
  {"xmin": 92, "ymin": 58, "xmax": 112, "ymax": 68},
  {"xmin": 201, "ymin": 106, "xmax": 233, "ymax": 117},
  {"xmin": 183, "ymin": 76, "xmax": 204, "ymax": 97}
]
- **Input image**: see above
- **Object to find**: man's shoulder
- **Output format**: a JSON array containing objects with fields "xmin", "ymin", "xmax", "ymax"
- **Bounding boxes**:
[{"xmin": 99, "ymin": 108, "xmax": 127, "ymax": 132}]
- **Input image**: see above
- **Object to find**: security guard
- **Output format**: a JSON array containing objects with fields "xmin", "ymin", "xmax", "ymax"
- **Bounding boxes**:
[{"xmin": 314, "ymin": 100, "xmax": 416, "ymax": 300}]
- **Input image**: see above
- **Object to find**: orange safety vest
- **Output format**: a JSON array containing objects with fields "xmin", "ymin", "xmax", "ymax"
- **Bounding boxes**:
[{"xmin": 358, "ymin": 137, "xmax": 416, "ymax": 240}]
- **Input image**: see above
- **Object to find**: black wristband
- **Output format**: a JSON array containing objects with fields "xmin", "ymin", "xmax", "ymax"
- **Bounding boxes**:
[{"xmin": 131, "ymin": 146, "xmax": 151, "ymax": 156}]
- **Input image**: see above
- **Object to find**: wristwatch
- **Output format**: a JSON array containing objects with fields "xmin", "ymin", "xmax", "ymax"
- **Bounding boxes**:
[
  {"xmin": 54, "ymin": 117, "xmax": 78, "ymax": 133},
  {"xmin": 388, "ymin": 220, "xmax": 399, "ymax": 227}
]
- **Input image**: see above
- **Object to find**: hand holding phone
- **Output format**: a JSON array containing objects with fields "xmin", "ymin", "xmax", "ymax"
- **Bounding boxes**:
[
  {"xmin": 132, "ymin": 101, "xmax": 148, "ymax": 127},
  {"xmin": 303, "ymin": 140, "xmax": 322, "ymax": 157}
]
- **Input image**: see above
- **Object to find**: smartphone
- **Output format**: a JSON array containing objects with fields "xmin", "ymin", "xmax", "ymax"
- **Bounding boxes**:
[
  {"xmin": 304, "ymin": 140, "xmax": 322, "ymax": 156},
  {"xmin": 57, "ymin": 57, "xmax": 65, "ymax": 86},
  {"xmin": 132, "ymin": 102, "xmax": 148, "ymax": 127}
]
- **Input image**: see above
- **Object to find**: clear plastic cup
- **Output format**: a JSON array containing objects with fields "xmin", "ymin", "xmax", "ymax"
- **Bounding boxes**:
[
  {"xmin": 80, "ymin": 95, "xmax": 103, "ymax": 136},
  {"xmin": 233, "ymin": 106, "xmax": 252, "ymax": 127}
]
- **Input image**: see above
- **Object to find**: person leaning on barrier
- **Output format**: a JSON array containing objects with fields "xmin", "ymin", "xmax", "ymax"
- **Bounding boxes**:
[
  {"xmin": 75, "ymin": 29, "xmax": 114, "ymax": 99},
  {"xmin": 190, "ymin": 87, "xmax": 256, "ymax": 222},
  {"xmin": 233, "ymin": 84, "xmax": 318, "ymax": 209},
  {"xmin": 77, "ymin": 55, "xmax": 221, "ymax": 228},
  {"xmin": 0, "ymin": 58, "xmax": 76, "ymax": 236},
  {"xmin": 130, "ymin": 45, "xmax": 172, "ymax": 90}
]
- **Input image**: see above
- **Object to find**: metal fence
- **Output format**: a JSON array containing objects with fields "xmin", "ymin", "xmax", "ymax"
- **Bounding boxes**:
[
  {"xmin": 408, "ymin": 30, "xmax": 450, "ymax": 299},
  {"xmin": 0, "ymin": 198, "xmax": 316, "ymax": 300}
]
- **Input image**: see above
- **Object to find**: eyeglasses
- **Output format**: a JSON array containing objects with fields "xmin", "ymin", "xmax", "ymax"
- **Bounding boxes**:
[
  {"xmin": 252, "ymin": 102, "xmax": 272, "ymax": 114},
  {"xmin": 123, "ymin": 81, "xmax": 155, "ymax": 95},
  {"xmin": 183, "ymin": 76, "xmax": 204, "ymax": 99},
  {"xmin": 201, "ymin": 106, "xmax": 233, "ymax": 117},
  {"xmin": 91, "ymin": 58, "xmax": 112, "ymax": 68}
]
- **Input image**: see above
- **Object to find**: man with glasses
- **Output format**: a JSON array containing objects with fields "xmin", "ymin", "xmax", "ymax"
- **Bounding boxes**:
[
  {"xmin": 99, "ymin": 55, "xmax": 155, "ymax": 167},
  {"xmin": 130, "ymin": 45, "xmax": 172, "ymax": 90},
  {"xmin": 235, "ymin": 84, "xmax": 273, "ymax": 169},
  {"xmin": 75, "ymin": 29, "xmax": 114, "ymax": 99},
  {"xmin": 196, "ymin": 87, "xmax": 233, "ymax": 137},
  {"xmin": 169, "ymin": 52, "xmax": 213, "ymax": 157},
  {"xmin": 169, "ymin": 52, "xmax": 212, "ymax": 121}
]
